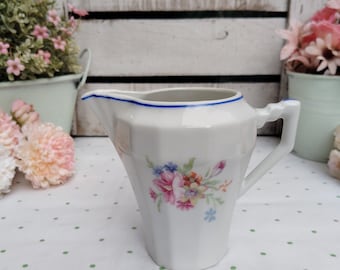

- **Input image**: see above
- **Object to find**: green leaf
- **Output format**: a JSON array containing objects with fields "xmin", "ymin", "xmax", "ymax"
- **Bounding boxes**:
[{"xmin": 182, "ymin": 157, "xmax": 195, "ymax": 174}]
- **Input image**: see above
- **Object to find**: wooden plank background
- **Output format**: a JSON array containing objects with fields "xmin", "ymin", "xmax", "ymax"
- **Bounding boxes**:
[{"xmin": 67, "ymin": 0, "xmax": 326, "ymax": 136}]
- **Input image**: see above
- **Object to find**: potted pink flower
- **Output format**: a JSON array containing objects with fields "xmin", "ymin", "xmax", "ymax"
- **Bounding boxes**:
[
  {"xmin": 0, "ymin": 0, "xmax": 91, "ymax": 133},
  {"xmin": 277, "ymin": 0, "xmax": 340, "ymax": 163}
]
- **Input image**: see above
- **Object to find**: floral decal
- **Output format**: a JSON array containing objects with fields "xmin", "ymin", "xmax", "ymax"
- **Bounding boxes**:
[{"xmin": 147, "ymin": 157, "xmax": 232, "ymax": 222}]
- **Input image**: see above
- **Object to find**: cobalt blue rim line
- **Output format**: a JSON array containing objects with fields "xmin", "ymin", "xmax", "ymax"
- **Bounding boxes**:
[{"xmin": 81, "ymin": 94, "xmax": 243, "ymax": 108}]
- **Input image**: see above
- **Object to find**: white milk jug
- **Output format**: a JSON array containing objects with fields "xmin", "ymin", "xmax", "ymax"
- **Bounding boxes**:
[{"xmin": 82, "ymin": 87, "xmax": 300, "ymax": 270}]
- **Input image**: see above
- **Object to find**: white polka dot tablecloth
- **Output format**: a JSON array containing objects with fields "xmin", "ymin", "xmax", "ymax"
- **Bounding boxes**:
[{"xmin": 1, "ymin": 137, "xmax": 339, "ymax": 270}]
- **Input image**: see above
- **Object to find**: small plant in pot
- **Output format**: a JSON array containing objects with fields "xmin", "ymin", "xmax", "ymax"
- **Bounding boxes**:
[
  {"xmin": 0, "ymin": 0, "xmax": 91, "ymax": 132},
  {"xmin": 277, "ymin": 0, "xmax": 340, "ymax": 164}
]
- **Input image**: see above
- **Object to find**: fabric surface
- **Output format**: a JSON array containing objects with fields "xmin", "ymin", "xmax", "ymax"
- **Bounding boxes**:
[{"xmin": 0, "ymin": 137, "xmax": 339, "ymax": 270}]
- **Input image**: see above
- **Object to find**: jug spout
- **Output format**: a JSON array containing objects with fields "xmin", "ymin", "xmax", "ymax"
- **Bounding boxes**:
[{"xmin": 81, "ymin": 89, "xmax": 143, "ymax": 145}]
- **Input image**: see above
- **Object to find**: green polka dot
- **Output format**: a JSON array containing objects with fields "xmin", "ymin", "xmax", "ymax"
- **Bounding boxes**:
[
  {"xmin": 330, "ymin": 253, "xmax": 336, "ymax": 257},
  {"xmin": 260, "ymin": 252, "xmax": 267, "ymax": 256},
  {"xmin": 89, "ymin": 264, "xmax": 96, "ymax": 268},
  {"xmin": 287, "ymin": 241, "xmax": 293, "ymax": 245},
  {"xmin": 250, "ymin": 229, "xmax": 255, "ymax": 232},
  {"xmin": 62, "ymin": 251, "xmax": 69, "ymax": 255},
  {"xmin": 336, "ymin": 195, "xmax": 340, "ymax": 198},
  {"xmin": 311, "ymin": 230, "xmax": 317, "ymax": 234},
  {"xmin": 0, "ymin": 249, "xmax": 6, "ymax": 253},
  {"xmin": 230, "ymin": 266, "xmax": 237, "ymax": 270},
  {"xmin": 22, "ymin": 264, "xmax": 28, "ymax": 268},
  {"xmin": 127, "ymin": 250, "xmax": 133, "ymax": 254},
  {"xmin": 159, "ymin": 267, "xmax": 167, "ymax": 270}
]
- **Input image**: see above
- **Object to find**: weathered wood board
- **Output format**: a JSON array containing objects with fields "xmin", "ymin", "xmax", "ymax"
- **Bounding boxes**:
[
  {"xmin": 75, "ymin": 18, "xmax": 285, "ymax": 76},
  {"xmin": 70, "ymin": 0, "xmax": 288, "ymax": 12}
]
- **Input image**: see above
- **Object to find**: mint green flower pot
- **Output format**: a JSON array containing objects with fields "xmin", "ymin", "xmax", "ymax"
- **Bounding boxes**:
[
  {"xmin": 288, "ymin": 71, "xmax": 340, "ymax": 162},
  {"xmin": 0, "ymin": 49, "xmax": 91, "ymax": 134}
]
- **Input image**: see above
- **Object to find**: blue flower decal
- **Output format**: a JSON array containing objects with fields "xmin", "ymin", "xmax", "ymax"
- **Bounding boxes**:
[{"xmin": 204, "ymin": 208, "xmax": 216, "ymax": 222}]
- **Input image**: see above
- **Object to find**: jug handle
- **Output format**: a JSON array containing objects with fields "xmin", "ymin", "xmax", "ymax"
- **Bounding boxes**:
[{"xmin": 239, "ymin": 100, "xmax": 300, "ymax": 197}]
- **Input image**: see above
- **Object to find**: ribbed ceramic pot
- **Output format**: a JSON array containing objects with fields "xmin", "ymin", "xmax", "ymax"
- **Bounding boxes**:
[
  {"xmin": 288, "ymin": 71, "xmax": 340, "ymax": 162},
  {"xmin": 0, "ymin": 49, "xmax": 91, "ymax": 133}
]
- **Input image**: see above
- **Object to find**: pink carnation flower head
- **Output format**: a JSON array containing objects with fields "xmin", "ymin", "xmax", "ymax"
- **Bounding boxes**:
[
  {"xmin": 11, "ymin": 99, "xmax": 40, "ymax": 127},
  {"xmin": 16, "ymin": 123, "xmax": 75, "ymax": 189},
  {"xmin": 0, "ymin": 110, "xmax": 21, "ymax": 154}
]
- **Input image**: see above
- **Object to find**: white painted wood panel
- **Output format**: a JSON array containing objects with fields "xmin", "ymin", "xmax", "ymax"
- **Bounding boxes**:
[
  {"xmin": 74, "ymin": 83, "xmax": 280, "ymax": 136},
  {"xmin": 76, "ymin": 18, "xmax": 285, "ymax": 76},
  {"xmin": 69, "ymin": 0, "xmax": 288, "ymax": 12}
]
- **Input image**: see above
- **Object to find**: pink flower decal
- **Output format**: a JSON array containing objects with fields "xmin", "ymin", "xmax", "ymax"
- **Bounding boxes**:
[
  {"xmin": 153, "ymin": 171, "xmax": 183, "ymax": 205},
  {"xmin": 52, "ymin": 36, "xmax": 66, "ymax": 51},
  {"xmin": 47, "ymin": 10, "xmax": 61, "ymax": 26},
  {"xmin": 6, "ymin": 58, "xmax": 25, "ymax": 76},
  {"xmin": 0, "ymin": 42, "xmax": 9, "ymax": 55},
  {"xmin": 32, "ymin": 25, "xmax": 49, "ymax": 39},
  {"xmin": 211, "ymin": 160, "xmax": 226, "ymax": 177},
  {"xmin": 147, "ymin": 157, "xmax": 232, "ymax": 221}
]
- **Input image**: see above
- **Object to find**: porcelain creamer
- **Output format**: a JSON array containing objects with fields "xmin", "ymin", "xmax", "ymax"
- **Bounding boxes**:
[{"xmin": 82, "ymin": 87, "xmax": 300, "ymax": 270}]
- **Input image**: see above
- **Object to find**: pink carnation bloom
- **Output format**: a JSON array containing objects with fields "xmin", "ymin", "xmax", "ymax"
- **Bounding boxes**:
[
  {"xmin": 328, "ymin": 149, "xmax": 340, "ymax": 180},
  {"xmin": 36, "ymin": 50, "xmax": 51, "ymax": 64},
  {"xmin": 11, "ymin": 99, "xmax": 40, "ymax": 127},
  {"xmin": 311, "ymin": 7, "xmax": 337, "ymax": 22},
  {"xmin": 6, "ymin": 58, "xmax": 25, "ymax": 76},
  {"xmin": 0, "ymin": 110, "xmax": 21, "ymax": 154},
  {"xmin": 32, "ymin": 25, "xmax": 49, "ymax": 39},
  {"xmin": 52, "ymin": 36, "xmax": 66, "ymax": 51},
  {"xmin": 0, "ymin": 41, "xmax": 9, "ymax": 55},
  {"xmin": 16, "ymin": 123, "xmax": 75, "ymax": 189},
  {"xmin": 47, "ymin": 10, "xmax": 61, "ymax": 26}
]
